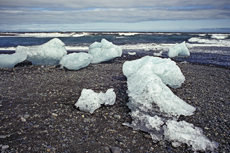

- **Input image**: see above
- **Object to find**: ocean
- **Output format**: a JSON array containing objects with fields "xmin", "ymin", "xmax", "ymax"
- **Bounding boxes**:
[{"xmin": 0, "ymin": 32, "xmax": 230, "ymax": 67}]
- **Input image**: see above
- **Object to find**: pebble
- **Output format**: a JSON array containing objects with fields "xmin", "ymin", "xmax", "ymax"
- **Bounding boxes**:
[
  {"xmin": 110, "ymin": 147, "xmax": 121, "ymax": 153},
  {"xmin": 24, "ymin": 113, "xmax": 30, "ymax": 119},
  {"xmin": 20, "ymin": 117, "xmax": 26, "ymax": 122},
  {"xmin": 0, "ymin": 135, "xmax": 6, "ymax": 139},
  {"xmin": 52, "ymin": 113, "xmax": 58, "ymax": 117},
  {"xmin": 1, "ymin": 145, "xmax": 9, "ymax": 150},
  {"xmin": 114, "ymin": 115, "xmax": 121, "ymax": 119}
]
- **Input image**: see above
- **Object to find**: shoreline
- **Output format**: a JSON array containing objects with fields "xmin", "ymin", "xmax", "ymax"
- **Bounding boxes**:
[{"xmin": 0, "ymin": 54, "xmax": 229, "ymax": 152}]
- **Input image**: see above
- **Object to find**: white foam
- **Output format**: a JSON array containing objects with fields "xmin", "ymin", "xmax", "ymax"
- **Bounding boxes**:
[
  {"xmin": 211, "ymin": 34, "xmax": 229, "ymax": 40},
  {"xmin": 17, "ymin": 32, "xmax": 75, "ymax": 38},
  {"xmin": 188, "ymin": 37, "xmax": 230, "ymax": 46}
]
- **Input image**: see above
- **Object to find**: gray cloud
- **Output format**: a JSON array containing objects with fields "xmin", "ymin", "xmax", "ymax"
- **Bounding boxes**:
[{"xmin": 0, "ymin": 0, "xmax": 229, "ymax": 31}]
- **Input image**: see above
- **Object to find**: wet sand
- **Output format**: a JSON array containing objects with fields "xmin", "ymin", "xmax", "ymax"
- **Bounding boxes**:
[{"xmin": 0, "ymin": 54, "xmax": 229, "ymax": 152}]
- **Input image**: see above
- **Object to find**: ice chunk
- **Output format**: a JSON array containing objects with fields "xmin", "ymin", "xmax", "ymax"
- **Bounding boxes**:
[
  {"xmin": 164, "ymin": 120, "xmax": 218, "ymax": 152},
  {"xmin": 75, "ymin": 88, "xmax": 116, "ymax": 114},
  {"xmin": 59, "ymin": 53, "xmax": 92, "ymax": 70},
  {"xmin": 16, "ymin": 38, "xmax": 67, "ymax": 65},
  {"xmin": 123, "ymin": 56, "xmax": 185, "ymax": 89},
  {"xmin": 122, "ymin": 56, "xmax": 217, "ymax": 152},
  {"xmin": 168, "ymin": 41, "xmax": 190, "ymax": 58},
  {"xmin": 0, "ymin": 53, "xmax": 27, "ymax": 68},
  {"xmin": 153, "ymin": 51, "xmax": 163, "ymax": 57},
  {"xmin": 88, "ymin": 39, "xmax": 122, "ymax": 63},
  {"xmin": 128, "ymin": 52, "xmax": 136, "ymax": 55}
]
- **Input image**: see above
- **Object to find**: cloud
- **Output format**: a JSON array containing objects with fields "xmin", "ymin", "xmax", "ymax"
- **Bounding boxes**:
[{"xmin": 0, "ymin": 0, "xmax": 229, "ymax": 31}]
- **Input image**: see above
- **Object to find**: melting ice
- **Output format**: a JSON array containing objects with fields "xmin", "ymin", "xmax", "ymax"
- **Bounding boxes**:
[
  {"xmin": 0, "ymin": 53, "xmax": 27, "ymax": 68},
  {"xmin": 60, "ymin": 53, "xmax": 92, "ymax": 70},
  {"xmin": 168, "ymin": 41, "xmax": 190, "ymax": 58},
  {"xmin": 75, "ymin": 88, "xmax": 116, "ymax": 114},
  {"xmin": 88, "ymin": 39, "xmax": 122, "ymax": 63},
  {"xmin": 122, "ymin": 56, "xmax": 218, "ymax": 152},
  {"xmin": 16, "ymin": 38, "xmax": 67, "ymax": 65}
]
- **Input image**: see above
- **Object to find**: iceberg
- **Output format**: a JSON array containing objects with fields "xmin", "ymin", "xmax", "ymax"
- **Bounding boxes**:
[
  {"xmin": 75, "ymin": 88, "xmax": 116, "ymax": 114},
  {"xmin": 122, "ymin": 56, "xmax": 217, "ymax": 152},
  {"xmin": 16, "ymin": 38, "xmax": 67, "ymax": 65},
  {"xmin": 88, "ymin": 39, "xmax": 122, "ymax": 63},
  {"xmin": 0, "ymin": 53, "xmax": 27, "ymax": 68},
  {"xmin": 168, "ymin": 41, "xmax": 190, "ymax": 58},
  {"xmin": 59, "ymin": 53, "xmax": 92, "ymax": 70}
]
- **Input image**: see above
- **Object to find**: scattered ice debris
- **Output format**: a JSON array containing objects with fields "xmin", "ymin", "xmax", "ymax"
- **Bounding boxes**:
[
  {"xmin": 75, "ymin": 88, "xmax": 116, "ymax": 114},
  {"xmin": 122, "ymin": 56, "xmax": 218, "ymax": 152},
  {"xmin": 16, "ymin": 38, "xmax": 67, "ymax": 65},
  {"xmin": 168, "ymin": 41, "xmax": 190, "ymax": 58},
  {"xmin": 0, "ymin": 52, "xmax": 27, "ymax": 68},
  {"xmin": 128, "ymin": 52, "xmax": 136, "ymax": 55},
  {"xmin": 88, "ymin": 39, "xmax": 122, "ymax": 63},
  {"xmin": 59, "ymin": 53, "xmax": 92, "ymax": 70},
  {"xmin": 164, "ymin": 120, "xmax": 219, "ymax": 152},
  {"xmin": 153, "ymin": 51, "xmax": 163, "ymax": 57}
]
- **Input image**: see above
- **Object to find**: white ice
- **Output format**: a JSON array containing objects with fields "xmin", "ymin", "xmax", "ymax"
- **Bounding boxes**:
[
  {"xmin": 123, "ymin": 56, "xmax": 195, "ymax": 117},
  {"xmin": 128, "ymin": 52, "xmax": 136, "ymax": 55},
  {"xmin": 123, "ymin": 56, "xmax": 185, "ymax": 89},
  {"xmin": 122, "ymin": 56, "xmax": 217, "ymax": 152},
  {"xmin": 164, "ymin": 120, "xmax": 219, "ymax": 152},
  {"xmin": 88, "ymin": 39, "xmax": 122, "ymax": 63},
  {"xmin": 75, "ymin": 88, "xmax": 116, "ymax": 114},
  {"xmin": 168, "ymin": 41, "xmax": 190, "ymax": 58},
  {"xmin": 16, "ymin": 38, "xmax": 67, "ymax": 65},
  {"xmin": 59, "ymin": 53, "xmax": 92, "ymax": 70},
  {"xmin": 0, "ymin": 53, "xmax": 27, "ymax": 68},
  {"xmin": 153, "ymin": 51, "xmax": 163, "ymax": 57}
]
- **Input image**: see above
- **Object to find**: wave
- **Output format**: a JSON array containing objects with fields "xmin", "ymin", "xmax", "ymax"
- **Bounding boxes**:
[
  {"xmin": 188, "ymin": 37, "xmax": 230, "ymax": 46},
  {"xmin": 211, "ymin": 34, "xmax": 230, "ymax": 40}
]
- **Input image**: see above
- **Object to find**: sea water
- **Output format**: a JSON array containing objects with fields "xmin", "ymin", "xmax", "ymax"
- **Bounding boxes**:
[{"xmin": 0, "ymin": 32, "xmax": 229, "ymax": 67}]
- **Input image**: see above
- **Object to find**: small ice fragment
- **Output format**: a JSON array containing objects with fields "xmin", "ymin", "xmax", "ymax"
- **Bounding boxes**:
[
  {"xmin": 164, "ymin": 120, "xmax": 219, "ymax": 152},
  {"xmin": 128, "ymin": 52, "xmax": 136, "ymax": 55},
  {"xmin": 153, "ymin": 51, "xmax": 163, "ymax": 57},
  {"xmin": 88, "ymin": 39, "xmax": 122, "ymax": 63},
  {"xmin": 16, "ymin": 38, "xmax": 67, "ymax": 65},
  {"xmin": 59, "ymin": 53, "xmax": 92, "ymax": 70},
  {"xmin": 75, "ymin": 88, "xmax": 116, "ymax": 114},
  {"xmin": 0, "ymin": 53, "xmax": 27, "ymax": 68},
  {"xmin": 168, "ymin": 41, "xmax": 190, "ymax": 58}
]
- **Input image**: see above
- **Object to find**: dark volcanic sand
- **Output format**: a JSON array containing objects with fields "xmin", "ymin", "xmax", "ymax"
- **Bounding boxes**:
[{"xmin": 0, "ymin": 54, "xmax": 229, "ymax": 153}]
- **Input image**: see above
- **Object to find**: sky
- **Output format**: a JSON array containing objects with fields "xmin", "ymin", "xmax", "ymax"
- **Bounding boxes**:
[{"xmin": 0, "ymin": 0, "xmax": 230, "ymax": 32}]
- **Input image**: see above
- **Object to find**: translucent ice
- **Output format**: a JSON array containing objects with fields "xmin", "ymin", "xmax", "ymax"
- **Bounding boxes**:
[
  {"xmin": 59, "ymin": 53, "xmax": 92, "ymax": 70},
  {"xmin": 0, "ymin": 53, "xmax": 27, "ymax": 68},
  {"xmin": 123, "ymin": 56, "xmax": 185, "ymax": 89},
  {"xmin": 75, "ymin": 88, "xmax": 116, "ymax": 114},
  {"xmin": 88, "ymin": 39, "xmax": 122, "ymax": 63},
  {"xmin": 168, "ymin": 41, "xmax": 190, "ymax": 58},
  {"xmin": 122, "ymin": 56, "xmax": 217, "ymax": 152},
  {"xmin": 164, "ymin": 120, "xmax": 218, "ymax": 152},
  {"xmin": 16, "ymin": 38, "xmax": 67, "ymax": 65}
]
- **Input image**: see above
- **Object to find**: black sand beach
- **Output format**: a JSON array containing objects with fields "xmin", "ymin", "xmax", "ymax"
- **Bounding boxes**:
[{"xmin": 0, "ymin": 54, "xmax": 229, "ymax": 152}]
